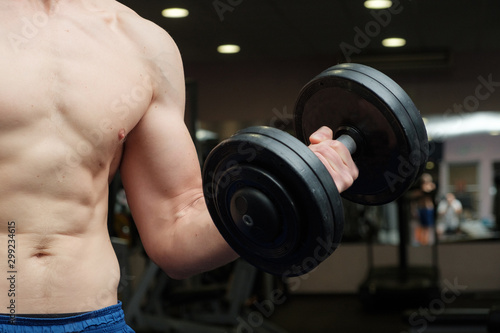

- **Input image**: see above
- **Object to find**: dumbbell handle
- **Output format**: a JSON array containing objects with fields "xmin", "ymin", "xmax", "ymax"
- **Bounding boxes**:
[{"xmin": 337, "ymin": 134, "xmax": 357, "ymax": 155}]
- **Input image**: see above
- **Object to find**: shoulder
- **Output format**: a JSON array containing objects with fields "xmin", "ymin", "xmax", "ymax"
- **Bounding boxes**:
[
  {"xmin": 115, "ymin": 4, "xmax": 181, "ymax": 61},
  {"xmin": 117, "ymin": 5, "xmax": 184, "ymax": 84},
  {"xmin": 89, "ymin": 1, "xmax": 182, "ymax": 63},
  {"xmin": 104, "ymin": 1, "xmax": 185, "ymax": 107}
]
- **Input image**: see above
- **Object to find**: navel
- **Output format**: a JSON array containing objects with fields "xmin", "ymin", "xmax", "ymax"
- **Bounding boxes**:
[{"xmin": 33, "ymin": 252, "xmax": 50, "ymax": 259}]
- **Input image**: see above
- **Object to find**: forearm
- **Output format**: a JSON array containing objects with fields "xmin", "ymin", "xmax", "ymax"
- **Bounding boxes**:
[{"xmin": 142, "ymin": 193, "xmax": 239, "ymax": 280}]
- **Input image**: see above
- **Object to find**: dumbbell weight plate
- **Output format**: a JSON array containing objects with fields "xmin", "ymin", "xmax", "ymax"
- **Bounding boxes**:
[
  {"xmin": 202, "ymin": 126, "xmax": 344, "ymax": 277},
  {"xmin": 295, "ymin": 63, "xmax": 429, "ymax": 205}
]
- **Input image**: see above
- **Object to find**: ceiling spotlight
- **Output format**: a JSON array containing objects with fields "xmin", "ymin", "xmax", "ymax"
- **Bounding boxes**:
[
  {"xmin": 162, "ymin": 8, "xmax": 189, "ymax": 18},
  {"xmin": 217, "ymin": 44, "xmax": 241, "ymax": 54},
  {"xmin": 382, "ymin": 37, "xmax": 406, "ymax": 47},
  {"xmin": 364, "ymin": 0, "xmax": 392, "ymax": 9}
]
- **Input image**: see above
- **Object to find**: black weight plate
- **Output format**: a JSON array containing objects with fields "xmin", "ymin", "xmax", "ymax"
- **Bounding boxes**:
[
  {"xmin": 342, "ymin": 64, "xmax": 429, "ymax": 179},
  {"xmin": 202, "ymin": 126, "xmax": 344, "ymax": 277},
  {"xmin": 294, "ymin": 63, "xmax": 428, "ymax": 205}
]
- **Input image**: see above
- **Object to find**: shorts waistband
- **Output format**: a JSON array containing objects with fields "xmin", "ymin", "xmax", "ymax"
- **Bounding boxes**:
[
  {"xmin": 0, "ymin": 302, "xmax": 133, "ymax": 333},
  {"xmin": 1, "ymin": 311, "xmax": 89, "ymax": 319}
]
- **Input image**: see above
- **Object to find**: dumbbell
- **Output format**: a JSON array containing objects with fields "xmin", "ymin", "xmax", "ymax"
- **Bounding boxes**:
[{"xmin": 202, "ymin": 63, "xmax": 428, "ymax": 277}]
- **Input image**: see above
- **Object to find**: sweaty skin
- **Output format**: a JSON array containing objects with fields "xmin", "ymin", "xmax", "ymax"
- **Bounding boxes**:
[{"xmin": 0, "ymin": 0, "xmax": 357, "ymax": 314}]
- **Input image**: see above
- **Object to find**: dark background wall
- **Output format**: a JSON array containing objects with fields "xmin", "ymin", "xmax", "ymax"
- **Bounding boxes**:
[{"xmin": 184, "ymin": 51, "xmax": 500, "ymax": 138}]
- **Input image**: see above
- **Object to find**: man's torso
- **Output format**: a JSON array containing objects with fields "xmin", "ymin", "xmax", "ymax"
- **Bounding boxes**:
[{"xmin": 0, "ymin": 0, "xmax": 156, "ymax": 313}]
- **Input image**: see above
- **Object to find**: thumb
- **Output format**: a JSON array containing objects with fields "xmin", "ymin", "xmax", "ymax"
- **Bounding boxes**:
[{"xmin": 309, "ymin": 126, "xmax": 334, "ymax": 144}]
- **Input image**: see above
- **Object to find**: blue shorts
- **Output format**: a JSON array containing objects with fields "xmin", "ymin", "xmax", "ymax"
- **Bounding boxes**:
[{"xmin": 0, "ymin": 302, "xmax": 134, "ymax": 333}]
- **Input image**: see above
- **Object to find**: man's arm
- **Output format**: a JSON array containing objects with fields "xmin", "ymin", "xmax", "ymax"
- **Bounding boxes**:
[
  {"xmin": 119, "ymin": 23, "xmax": 238, "ymax": 279},
  {"xmin": 120, "ymin": 21, "xmax": 358, "ymax": 280}
]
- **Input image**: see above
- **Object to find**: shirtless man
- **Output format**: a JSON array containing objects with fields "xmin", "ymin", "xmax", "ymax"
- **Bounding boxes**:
[{"xmin": 0, "ymin": 0, "xmax": 358, "ymax": 331}]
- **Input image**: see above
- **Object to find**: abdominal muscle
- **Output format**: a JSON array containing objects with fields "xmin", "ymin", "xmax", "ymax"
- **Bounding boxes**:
[
  {"xmin": 0, "ymin": 134, "xmax": 122, "ymax": 314},
  {"xmin": 0, "ymin": 192, "xmax": 121, "ymax": 314}
]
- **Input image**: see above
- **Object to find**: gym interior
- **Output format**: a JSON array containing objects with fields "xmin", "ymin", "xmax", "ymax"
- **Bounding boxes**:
[{"xmin": 111, "ymin": 1, "xmax": 500, "ymax": 332}]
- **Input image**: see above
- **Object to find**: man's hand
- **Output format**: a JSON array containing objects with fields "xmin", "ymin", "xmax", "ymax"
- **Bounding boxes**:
[{"xmin": 308, "ymin": 126, "xmax": 359, "ymax": 193}]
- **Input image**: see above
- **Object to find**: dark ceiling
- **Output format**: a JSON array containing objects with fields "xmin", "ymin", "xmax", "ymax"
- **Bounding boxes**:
[{"xmin": 117, "ymin": 0, "xmax": 500, "ymax": 65}]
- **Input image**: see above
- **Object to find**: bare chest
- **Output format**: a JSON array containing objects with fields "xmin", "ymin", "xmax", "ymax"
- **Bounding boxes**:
[{"xmin": 0, "ymin": 17, "xmax": 153, "ymax": 175}]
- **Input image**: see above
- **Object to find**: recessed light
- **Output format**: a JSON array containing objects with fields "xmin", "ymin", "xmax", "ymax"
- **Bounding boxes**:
[
  {"xmin": 364, "ymin": 0, "xmax": 392, "ymax": 9},
  {"xmin": 382, "ymin": 37, "xmax": 406, "ymax": 47},
  {"xmin": 162, "ymin": 8, "xmax": 189, "ymax": 18},
  {"xmin": 217, "ymin": 44, "xmax": 241, "ymax": 54}
]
